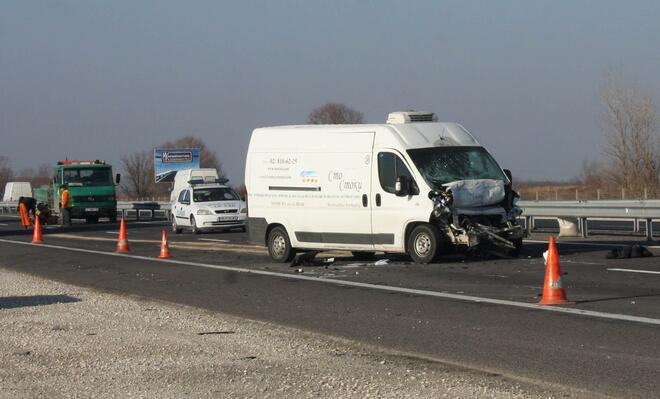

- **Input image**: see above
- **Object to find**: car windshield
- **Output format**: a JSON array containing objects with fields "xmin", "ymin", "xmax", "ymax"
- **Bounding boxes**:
[
  {"xmin": 62, "ymin": 168, "xmax": 112, "ymax": 187},
  {"xmin": 407, "ymin": 146, "xmax": 507, "ymax": 189},
  {"xmin": 193, "ymin": 187, "xmax": 240, "ymax": 202}
]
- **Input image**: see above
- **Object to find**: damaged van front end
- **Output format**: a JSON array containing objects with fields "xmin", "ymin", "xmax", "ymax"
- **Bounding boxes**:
[
  {"xmin": 428, "ymin": 179, "xmax": 524, "ymax": 256},
  {"xmin": 407, "ymin": 146, "xmax": 525, "ymax": 257}
]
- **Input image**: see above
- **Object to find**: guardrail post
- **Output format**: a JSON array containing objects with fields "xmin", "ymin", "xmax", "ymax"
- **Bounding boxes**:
[
  {"xmin": 579, "ymin": 217, "xmax": 588, "ymax": 238},
  {"xmin": 634, "ymin": 218, "xmax": 641, "ymax": 233},
  {"xmin": 596, "ymin": 189, "xmax": 601, "ymax": 200},
  {"xmin": 646, "ymin": 219, "xmax": 654, "ymax": 241},
  {"xmin": 525, "ymin": 216, "xmax": 532, "ymax": 234}
]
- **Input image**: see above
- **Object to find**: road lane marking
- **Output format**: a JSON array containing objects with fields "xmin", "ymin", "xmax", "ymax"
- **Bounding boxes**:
[
  {"xmin": 106, "ymin": 231, "xmax": 118, "ymax": 234},
  {"xmin": 0, "ymin": 223, "xmax": 8, "ymax": 226},
  {"xmin": 198, "ymin": 238, "xmax": 231, "ymax": 243},
  {"xmin": 524, "ymin": 239, "xmax": 660, "ymax": 249},
  {"xmin": 608, "ymin": 268, "xmax": 660, "ymax": 275},
  {"xmin": 2, "ymin": 238, "xmax": 660, "ymax": 326}
]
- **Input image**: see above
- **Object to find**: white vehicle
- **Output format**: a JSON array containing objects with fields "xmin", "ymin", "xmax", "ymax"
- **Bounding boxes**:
[
  {"xmin": 245, "ymin": 111, "xmax": 524, "ymax": 263},
  {"xmin": 171, "ymin": 179, "xmax": 247, "ymax": 234},
  {"xmin": 3, "ymin": 182, "xmax": 32, "ymax": 202},
  {"xmin": 170, "ymin": 168, "xmax": 221, "ymax": 202}
]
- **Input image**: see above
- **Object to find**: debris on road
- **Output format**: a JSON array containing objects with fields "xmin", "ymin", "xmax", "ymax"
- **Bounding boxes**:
[{"xmin": 606, "ymin": 244, "xmax": 653, "ymax": 259}]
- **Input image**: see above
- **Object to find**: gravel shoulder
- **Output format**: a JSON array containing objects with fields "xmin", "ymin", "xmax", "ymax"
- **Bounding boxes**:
[{"xmin": 0, "ymin": 267, "xmax": 596, "ymax": 398}]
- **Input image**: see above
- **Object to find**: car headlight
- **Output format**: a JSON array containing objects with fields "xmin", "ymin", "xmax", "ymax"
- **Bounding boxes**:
[{"xmin": 197, "ymin": 209, "xmax": 213, "ymax": 215}]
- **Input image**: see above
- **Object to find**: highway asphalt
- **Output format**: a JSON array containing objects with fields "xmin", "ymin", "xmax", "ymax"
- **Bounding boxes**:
[{"xmin": 1, "ymin": 215, "xmax": 659, "ymax": 398}]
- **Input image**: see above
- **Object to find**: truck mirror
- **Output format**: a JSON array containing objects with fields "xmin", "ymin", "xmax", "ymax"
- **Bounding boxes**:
[
  {"xmin": 395, "ymin": 176, "xmax": 409, "ymax": 197},
  {"xmin": 115, "ymin": 173, "xmax": 121, "ymax": 184},
  {"xmin": 503, "ymin": 169, "xmax": 512, "ymax": 184}
]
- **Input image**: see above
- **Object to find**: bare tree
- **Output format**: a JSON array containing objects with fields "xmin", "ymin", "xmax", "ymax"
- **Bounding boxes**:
[
  {"xmin": 15, "ymin": 163, "xmax": 51, "ymax": 188},
  {"xmin": 308, "ymin": 103, "xmax": 364, "ymax": 124},
  {"xmin": 159, "ymin": 136, "xmax": 225, "ymax": 178},
  {"xmin": 578, "ymin": 160, "xmax": 608, "ymax": 188},
  {"xmin": 0, "ymin": 156, "xmax": 13, "ymax": 193},
  {"xmin": 120, "ymin": 150, "xmax": 155, "ymax": 199},
  {"xmin": 601, "ymin": 74, "xmax": 660, "ymax": 197}
]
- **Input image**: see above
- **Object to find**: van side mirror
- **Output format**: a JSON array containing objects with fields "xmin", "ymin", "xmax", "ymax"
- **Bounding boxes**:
[
  {"xmin": 115, "ymin": 173, "xmax": 121, "ymax": 184},
  {"xmin": 395, "ymin": 176, "xmax": 410, "ymax": 197},
  {"xmin": 503, "ymin": 169, "xmax": 512, "ymax": 184}
]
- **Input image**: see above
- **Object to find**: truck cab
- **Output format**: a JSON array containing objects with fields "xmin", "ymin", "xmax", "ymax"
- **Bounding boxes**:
[{"xmin": 51, "ymin": 160, "xmax": 119, "ymax": 223}]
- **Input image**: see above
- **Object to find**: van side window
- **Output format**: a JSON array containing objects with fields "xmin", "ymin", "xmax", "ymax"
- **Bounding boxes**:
[
  {"xmin": 378, "ymin": 152, "xmax": 414, "ymax": 194},
  {"xmin": 177, "ymin": 190, "xmax": 187, "ymax": 203},
  {"xmin": 183, "ymin": 190, "xmax": 191, "ymax": 203}
]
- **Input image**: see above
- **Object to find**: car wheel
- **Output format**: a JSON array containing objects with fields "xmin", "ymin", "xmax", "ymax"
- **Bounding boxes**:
[
  {"xmin": 190, "ymin": 215, "xmax": 201, "ymax": 234},
  {"xmin": 172, "ymin": 217, "xmax": 182, "ymax": 234},
  {"xmin": 267, "ymin": 226, "xmax": 295, "ymax": 262},
  {"xmin": 407, "ymin": 224, "xmax": 440, "ymax": 264}
]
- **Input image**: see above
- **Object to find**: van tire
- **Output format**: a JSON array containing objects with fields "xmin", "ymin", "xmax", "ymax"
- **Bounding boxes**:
[
  {"xmin": 509, "ymin": 238, "xmax": 523, "ymax": 257},
  {"xmin": 407, "ymin": 224, "xmax": 440, "ymax": 264},
  {"xmin": 267, "ymin": 226, "xmax": 295, "ymax": 262}
]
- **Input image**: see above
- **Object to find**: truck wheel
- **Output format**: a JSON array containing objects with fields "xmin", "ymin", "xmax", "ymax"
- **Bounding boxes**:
[
  {"xmin": 190, "ymin": 215, "xmax": 201, "ymax": 234},
  {"xmin": 407, "ymin": 224, "xmax": 440, "ymax": 264},
  {"xmin": 172, "ymin": 217, "xmax": 182, "ymax": 234},
  {"xmin": 267, "ymin": 226, "xmax": 295, "ymax": 262}
]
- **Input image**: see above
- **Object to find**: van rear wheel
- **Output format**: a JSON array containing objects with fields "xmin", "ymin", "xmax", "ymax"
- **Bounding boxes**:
[
  {"xmin": 407, "ymin": 224, "xmax": 440, "ymax": 264},
  {"xmin": 267, "ymin": 226, "xmax": 295, "ymax": 262}
]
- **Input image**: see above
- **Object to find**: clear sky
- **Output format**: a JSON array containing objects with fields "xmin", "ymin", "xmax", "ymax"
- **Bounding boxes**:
[{"xmin": 2, "ymin": 1, "xmax": 660, "ymax": 183}]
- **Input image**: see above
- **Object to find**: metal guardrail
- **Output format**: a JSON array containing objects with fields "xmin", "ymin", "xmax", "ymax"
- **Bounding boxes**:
[
  {"xmin": 0, "ymin": 201, "xmax": 172, "ymax": 221},
  {"xmin": 3, "ymin": 199, "xmax": 658, "ymax": 240},
  {"xmin": 518, "ymin": 200, "xmax": 660, "ymax": 240},
  {"xmin": 0, "ymin": 201, "xmax": 18, "ymax": 214}
]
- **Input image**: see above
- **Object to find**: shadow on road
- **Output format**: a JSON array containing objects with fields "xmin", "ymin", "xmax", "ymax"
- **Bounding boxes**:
[{"xmin": 0, "ymin": 294, "xmax": 80, "ymax": 310}]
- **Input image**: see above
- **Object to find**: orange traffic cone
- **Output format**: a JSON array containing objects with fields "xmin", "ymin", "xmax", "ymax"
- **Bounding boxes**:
[
  {"xmin": 158, "ymin": 229, "xmax": 172, "ymax": 259},
  {"xmin": 31, "ymin": 215, "xmax": 43, "ymax": 244},
  {"xmin": 539, "ymin": 236, "xmax": 569, "ymax": 305},
  {"xmin": 116, "ymin": 217, "xmax": 130, "ymax": 253}
]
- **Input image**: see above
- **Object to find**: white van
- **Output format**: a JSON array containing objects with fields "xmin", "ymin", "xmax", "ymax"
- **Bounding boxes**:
[
  {"xmin": 3, "ymin": 182, "xmax": 32, "ymax": 202},
  {"xmin": 245, "ymin": 111, "xmax": 524, "ymax": 263}
]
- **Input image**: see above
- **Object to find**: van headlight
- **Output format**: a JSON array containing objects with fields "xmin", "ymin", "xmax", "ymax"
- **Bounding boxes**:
[
  {"xmin": 197, "ymin": 209, "xmax": 213, "ymax": 215},
  {"xmin": 240, "ymin": 207, "xmax": 247, "ymax": 214}
]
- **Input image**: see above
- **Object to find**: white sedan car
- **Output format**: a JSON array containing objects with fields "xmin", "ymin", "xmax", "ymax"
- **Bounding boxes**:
[{"xmin": 171, "ymin": 184, "xmax": 247, "ymax": 234}]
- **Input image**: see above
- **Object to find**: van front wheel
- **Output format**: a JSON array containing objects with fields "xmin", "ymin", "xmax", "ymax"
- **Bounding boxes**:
[
  {"xmin": 267, "ymin": 226, "xmax": 295, "ymax": 262},
  {"xmin": 407, "ymin": 224, "xmax": 440, "ymax": 264}
]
